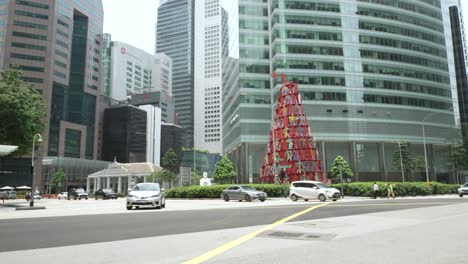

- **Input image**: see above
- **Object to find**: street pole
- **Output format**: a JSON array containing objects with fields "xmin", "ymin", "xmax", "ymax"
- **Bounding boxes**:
[
  {"xmin": 338, "ymin": 164, "xmax": 344, "ymax": 198},
  {"xmin": 30, "ymin": 134, "xmax": 42, "ymax": 207},
  {"xmin": 422, "ymin": 123, "xmax": 430, "ymax": 187},
  {"xmin": 397, "ymin": 141, "xmax": 405, "ymax": 182}
]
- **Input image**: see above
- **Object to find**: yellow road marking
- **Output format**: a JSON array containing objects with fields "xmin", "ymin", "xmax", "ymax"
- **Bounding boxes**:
[
  {"xmin": 183, "ymin": 202, "xmax": 329, "ymax": 264},
  {"xmin": 239, "ymin": 202, "xmax": 450, "ymax": 210},
  {"xmin": 328, "ymin": 202, "xmax": 449, "ymax": 207}
]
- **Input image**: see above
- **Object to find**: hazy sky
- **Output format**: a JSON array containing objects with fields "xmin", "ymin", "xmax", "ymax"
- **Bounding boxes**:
[
  {"xmin": 102, "ymin": 1, "xmax": 468, "ymax": 55},
  {"xmin": 102, "ymin": 0, "xmax": 158, "ymax": 54}
]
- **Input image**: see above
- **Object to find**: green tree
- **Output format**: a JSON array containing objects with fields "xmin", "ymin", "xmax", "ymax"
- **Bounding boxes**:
[
  {"xmin": 330, "ymin": 155, "xmax": 354, "ymax": 178},
  {"xmin": 392, "ymin": 142, "xmax": 419, "ymax": 177},
  {"xmin": 50, "ymin": 169, "xmax": 66, "ymax": 193},
  {"xmin": 0, "ymin": 68, "xmax": 46, "ymax": 155},
  {"xmin": 213, "ymin": 155, "xmax": 237, "ymax": 184},
  {"xmin": 162, "ymin": 148, "xmax": 180, "ymax": 174},
  {"xmin": 146, "ymin": 171, "xmax": 163, "ymax": 183}
]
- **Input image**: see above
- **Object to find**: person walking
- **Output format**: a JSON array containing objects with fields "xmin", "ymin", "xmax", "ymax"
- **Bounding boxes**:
[
  {"xmin": 373, "ymin": 182, "xmax": 379, "ymax": 199},
  {"xmin": 387, "ymin": 183, "xmax": 395, "ymax": 199},
  {"xmin": 279, "ymin": 168, "xmax": 289, "ymax": 198}
]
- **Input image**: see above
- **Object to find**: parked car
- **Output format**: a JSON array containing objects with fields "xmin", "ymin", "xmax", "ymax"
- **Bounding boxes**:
[
  {"xmin": 458, "ymin": 183, "xmax": 468, "ymax": 197},
  {"xmin": 94, "ymin": 188, "xmax": 117, "ymax": 200},
  {"xmin": 69, "ymin": 188, "xmax": 88, "ymax": 200},
  {"xmin": 289, "ymin": 181, "xmax": 340, "ymax": 202},
  {"xmin": 58, "ymin": 192, "xmax": 68, "ymax": 200},
  {"xmin": 126, "ymin": 183, "xmax": 165, "ymax": 210},
  {"xmin": 33, "ymin": 193, "xmax": 42, "ymax": 200},
  {"xmin": 221, "ymin": 185, "xmax": 267, "ymax": 202}
]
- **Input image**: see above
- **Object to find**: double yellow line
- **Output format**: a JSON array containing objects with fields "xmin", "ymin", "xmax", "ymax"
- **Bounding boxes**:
[{"xmin": 184, "ymin": 202, "xmax": 329, "ymax": 264}]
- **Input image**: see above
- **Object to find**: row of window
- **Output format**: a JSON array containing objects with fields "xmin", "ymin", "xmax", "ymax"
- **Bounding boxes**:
[
  {"xmin": 357, "ymin": 7, "xmax": 443, "ymax": 32},
  {"xmin": 363, "ymin": 94, "xmax": 451, "ymax": 110},
  {"xmin": 16, "ymin": 0, "xmax": 49, "ymax": 9},
  {"xmin": 14, "ymin": 20, "xmax": 47, "ymax": 30},
  {"xmin": 357, "ymin": 0, "xmax": 442, "ymax": 19},
  {"xmin": 359, "ymin": 35, "xmax": 447, "ymax": 58},
  {"xmin": 360, "ymin": 50, "xmax": 448, "ymax": 71},
  {"xmin": 273, "ymin": 30, "xmax": 342, "ymax": 42},
  {"xmin": 14, "ymin": 10, "xmax": 48, "ymax": 20},
  {"xmin": 273, "ymin": 60, "xmax": 344, "ymax": 71},
  {"xmin": 274, "ymin": 45, "xmax": 343, "ymax": 56},
  {"xmin": 272, "ymin": 1, "xmax": 340, "ymax": 13},
  {"xmin": 273, "ymin": 15, "xmax": 341, "ymax": 27},
  {"xmin": 359, "ymin": 21, "xmax": 445, "ymax": 45},
  {"xmin": 362, "ymin": 64, "xmax": 449, "ymax": 84},
  {"xmin": 363, "ymin": 79, "xmax": 451, "ymax": 97},
  {"xmin": 12, "ymin": 42, "xmax": 45, "ymax": 51},
  {"xmin": 302, "ymin": 91, "xmax": 346, "ymax": 101}
]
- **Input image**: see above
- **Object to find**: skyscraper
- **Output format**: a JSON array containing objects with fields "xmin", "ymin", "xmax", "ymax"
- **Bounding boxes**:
[
  {"xmin": 223, "ymin": 0, "xmax": 462, "ymax": 183},
  {"xmin": 0, "ymin": 0, "xmax": 104, "ymax": 189},
  {"xmin": 156, "ymin": 0, "xmax": 195, "ymax": 148}
]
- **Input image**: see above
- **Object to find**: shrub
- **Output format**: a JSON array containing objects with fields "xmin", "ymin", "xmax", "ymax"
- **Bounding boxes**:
[
  {"xmin": 330, "ymin": 182, "xmax": 459, "ymax": 197},
  {"xmin": 165, "ymin": 184, "xmax": 288, "ymax": 198}
]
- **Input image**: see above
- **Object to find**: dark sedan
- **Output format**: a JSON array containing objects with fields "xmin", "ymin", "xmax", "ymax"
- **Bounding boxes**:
[
  {"xmin": 221, "ymin": 185, "xmax": 267, "ymax": 202},
  {"xmin": 94, "ymin": 188, "xmax": 118, "ymax": 200}
]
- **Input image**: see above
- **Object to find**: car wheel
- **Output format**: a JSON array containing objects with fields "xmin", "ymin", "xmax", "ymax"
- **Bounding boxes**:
[
  {"xmin": 460, "ymin": 194, "xmax": 463, "ymax": 197},
  {"xmin": 85, "ymin": 197, "xmax": 88, "ymax": 200},
  {"xmin": 290, "ymin": 194, "xmax": 298, "ymax": 202},
  {"xmin": 95, "ymin": 197, "xmax": 98, "ymax": 200},
  {"xmin": 244, "ymin": 194, "xmax": 251, "ymax": 202},
  {"xmin": 260, "ymin": 199, "xmax": 265, "ymax": 202},
  {"xmin": 332, "ymin": 199, "xmax": 337, "ymax": 202},
  {"xmin": 126, "ymin": 206, "xmax": 132, "ymax": 210},
  {"xmin": 162, "ymin": 198, "xmax": 166, "ymax": 208},
  {"xmin": 79, "ymin": 197, "xmax": 81, "ymax": 200},
  {"xmin": 318, "ymin": 194, "xmax": 326, "ymax": 202},
  {"xmin": 304, "ymin": 199, "xmax": 309, "ymax": 202},
  {"xmin": 223, "ymin": 194, "xmax": 230, "ymax": 202}
]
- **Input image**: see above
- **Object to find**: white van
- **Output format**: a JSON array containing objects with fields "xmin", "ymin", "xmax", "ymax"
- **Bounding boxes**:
[{"xmin": 289, "ymin": 181, "xmax": 340, "ymax": 202}]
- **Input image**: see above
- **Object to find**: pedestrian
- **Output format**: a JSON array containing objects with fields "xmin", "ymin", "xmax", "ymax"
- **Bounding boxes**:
[
  {"xmin": 25, "ymin": 192, "xmax": 30, "ymax": 201},
  {"xmin": 279, "ymin": 168, "xmax": 289, "ymax": 198},
  {"xmin": 373, "ymin": 182, "xmax": 379, "ymax": 199},
  {"xmin": 387, "ymin": 183, "xmax": 395, "ymax": 199}
]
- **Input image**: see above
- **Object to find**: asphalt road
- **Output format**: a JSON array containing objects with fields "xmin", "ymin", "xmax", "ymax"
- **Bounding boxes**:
[{"xmin": 0, "ymin": 198, "xmax": 466, "ymax": 252}]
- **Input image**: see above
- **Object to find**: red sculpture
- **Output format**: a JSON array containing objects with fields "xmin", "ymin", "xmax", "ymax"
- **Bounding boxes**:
[{"xmin": 259, "ymin": 73, "xmax": 328, "ymax": 183}]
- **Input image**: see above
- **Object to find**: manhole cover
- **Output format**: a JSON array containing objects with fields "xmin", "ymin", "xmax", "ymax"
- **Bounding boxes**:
[{"xmin": 269, "ymin": 231, "xmax": 303, "ymax": 238}]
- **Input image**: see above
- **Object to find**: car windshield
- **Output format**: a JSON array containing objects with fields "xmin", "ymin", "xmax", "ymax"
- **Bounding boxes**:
[
  {"xmin": 75, "ymin": 189, "xmax": 85, "ymax": 193},
  {"xmin": 133, "ymin": 183, "xmax": 159, "ymax": 191},
  {"xmin": 103, "ymin": 189, "xmax": 114, "ymax": 193},
  {"xmin": 464, "ymin": 183, "xmax": 468, "ymax": 187},
  {"xmin": 240, "ymin": 186, "xmax": 256, "ymax": 191},
  {"xmin": 315, "ymin": 183, "xmax": 330, "ymax": 189}
]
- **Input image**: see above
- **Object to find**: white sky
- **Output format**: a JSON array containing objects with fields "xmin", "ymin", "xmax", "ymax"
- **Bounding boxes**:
[
  {"xmin": 102, "ymin": 1, "xmax": 468, "ymax": 55},
  {"xmin": 102, "ymin": 0, "xmax": 159, "ymax": 54}
]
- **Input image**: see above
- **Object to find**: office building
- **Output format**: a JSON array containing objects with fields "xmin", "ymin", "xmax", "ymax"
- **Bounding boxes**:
[
  {"xmin": 102, "ymin": 105, "xmax": 147, "ymax": 163},
  {"xmin": 0, "ymin": 0, "xmax": 104, "ymax": 190},
  {"xmin": 449, "ymin": 1, "xmax": 468, "ymax": 141},
  {"xmin": 139, "ymin": 104, "xmax": 162, "ymax": 167},
  {"xmin": 156, "ymin": 0, "xmax": 195, "ymax": 148},
  {"xmin": 222, "ymin": 0, "xmax": 462, "ymax": 183},
  {"xmin": 103, "ymin": 39, "xmax": 172, "ymax": 102},
  {"xmin": 131, "ymin": 90, "xmax": 176, "ymax": 124}
]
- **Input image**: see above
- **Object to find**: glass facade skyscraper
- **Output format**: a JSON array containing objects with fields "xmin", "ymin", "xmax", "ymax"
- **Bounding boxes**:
[
  {"xmin": 0, "ymin": 0, "xmax": 104, "ymax": 189},
  {"xmin": 223, "ymin": 0, "xmax": 463, "ymax": 183},
  {"xmin": 156, "ymin": 0, "xmax": 195, "ymax": 148}
]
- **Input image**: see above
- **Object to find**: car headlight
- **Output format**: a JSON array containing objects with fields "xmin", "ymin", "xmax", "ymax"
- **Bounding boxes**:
[
  {"xmin": 127, "ymin": 195, "xmax": 135, "ymax": 198},
  {"xmin": 151, "ymin": 195, "xmax": 160, "ymax": 198}
]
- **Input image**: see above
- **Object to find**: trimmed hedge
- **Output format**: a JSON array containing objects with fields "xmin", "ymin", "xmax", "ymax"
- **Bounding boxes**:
[
  {"xmin": 330, "ymin": 182, "xmax": 459, "ymax": 197},
  {"xmin": 165, "ymin": 184, "xmax": 287, "ymax": 199},
  {"xmin": 165, "ymin": 182, "xmax": 459, "ymax": 199}
]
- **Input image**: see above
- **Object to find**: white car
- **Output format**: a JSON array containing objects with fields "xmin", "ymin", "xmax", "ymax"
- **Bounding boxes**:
[
  {"xmin": 289, "ymin": 181, "xmax": 340, "ymax": 202},
  {"xmin": 58, "ymin": 192, "xmax": 68, "ymax": 200},
  {"xmin": 458, "ymin": 183, "xmax": 468, "ymax": 197},
  {"xmin": 126, "ymin": 183, "xmax": 165, "ymax": 210}
]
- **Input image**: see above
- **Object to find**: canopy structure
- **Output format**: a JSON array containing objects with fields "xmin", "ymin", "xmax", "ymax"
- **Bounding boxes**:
[
  {"xmin": 87, "ymin": 161, "xmax": 162, "ymax": 194},
  {"xmin": 0, "ymin": 186, "xmax": 14, "ymax": 190},
  {"xmin": 0, "ymin": 145, "xmax": 18, "ymax": 156},
  {"xmin": 16, "ymin": 186, "xmax": 31, "ymax": 190}
]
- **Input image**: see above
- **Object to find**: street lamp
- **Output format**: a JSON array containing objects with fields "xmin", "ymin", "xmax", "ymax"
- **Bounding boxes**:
[
  {"xmin": 396, "ymin": 141, "xmax": 405, "ymax": 182},
  {"xmin": 338, "ymin": 164, "xmax": 344, "ymax": 198},
  {"xmin": 30, "ymin": 134, "xmax": 42, "ymax": 207}
]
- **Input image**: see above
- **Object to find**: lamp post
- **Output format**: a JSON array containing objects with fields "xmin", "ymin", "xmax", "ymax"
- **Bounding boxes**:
[
  {"xmin": 422, "ymin": 108, "xmax": 452, "ymax": 188},
  {"xmin": 338, "ymin": 164, "xmax": 344, "ymax": 198},
  {"xmin": 30, "ymin": 134, "xmax": 42, "ymax": 207},
  {"xmin": 396, "ymin": 141, "xmax": 405, "ymax": 182}
]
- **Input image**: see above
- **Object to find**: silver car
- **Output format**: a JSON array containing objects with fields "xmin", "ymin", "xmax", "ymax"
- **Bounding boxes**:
[
  {"xmin": 458, "ymin": 183, "xmax": 468, "ymax": 197},
  {"xmin": 126, "ymin": 183, "xmax": 165, "ymax": 210},
  {"xmin": 221, "ymin": 185, "xmax": 267, "ymax": 202}
]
